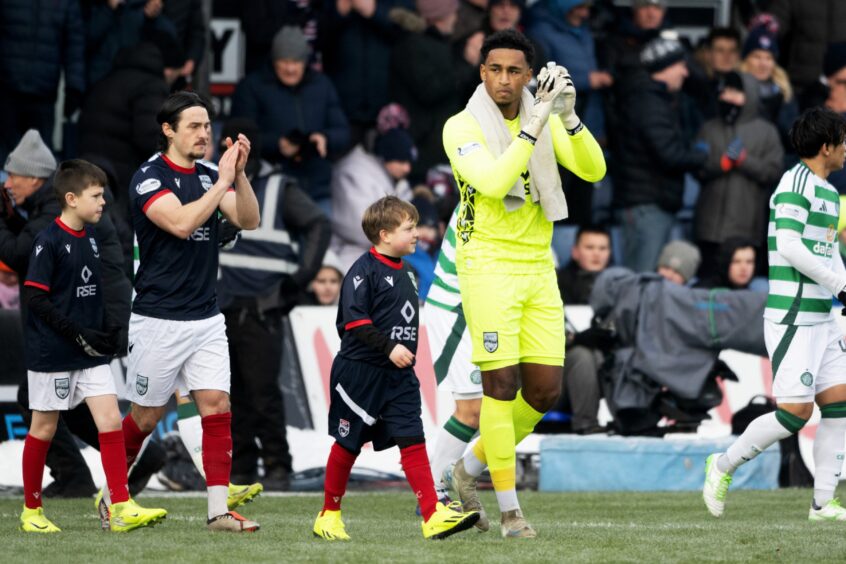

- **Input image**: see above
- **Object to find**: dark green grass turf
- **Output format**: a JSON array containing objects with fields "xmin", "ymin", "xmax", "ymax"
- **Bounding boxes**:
[{"xmin": 3, "ymin": 488, "xmax": 846, "ymax": 563}]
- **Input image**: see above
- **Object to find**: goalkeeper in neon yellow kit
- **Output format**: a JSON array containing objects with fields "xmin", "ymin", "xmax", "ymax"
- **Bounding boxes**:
[{"xmin": 441, "ymin": 29, "xmax": 605, "ymax": 538}]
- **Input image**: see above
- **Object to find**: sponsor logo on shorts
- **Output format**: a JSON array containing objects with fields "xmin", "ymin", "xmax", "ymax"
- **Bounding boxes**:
[
  {"xmin": 338, "ymin": 418, "xmax": 350, "ymax": 437},
  {"xmin": 800, "ymin": 371, "xmax": 814, "ymax": 387},
  {"xmin": 136, "ymin": 375, "xmax": 149, "ymax": 396},
  {"xmin": 55, "ymin": 378, "xmax": 69, "ymax": 399},
  {"xmin": 470, "ymin": 369, "xmax": 482, "ymax": 385},
  {"xmin": 483, "ymin": 332, "xmax": 498, "ymax": 353}
]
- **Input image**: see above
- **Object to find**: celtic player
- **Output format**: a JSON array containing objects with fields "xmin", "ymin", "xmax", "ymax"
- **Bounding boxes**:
[
  {"xmin": 704, "ymin": 107, "xmax": 846, "ymax": 521},
  {"xmin": 425, "ymin": 208, "xmax": 482, "ymax": 503},
  {"xmin": 441, "ymin": 30, "xmax": 605, "ymax": 537}
]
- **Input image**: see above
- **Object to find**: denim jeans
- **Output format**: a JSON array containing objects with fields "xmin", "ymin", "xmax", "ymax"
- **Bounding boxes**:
[{"xmin": 618, "ymin": 204, "xmax": 675, "ymax": 273}]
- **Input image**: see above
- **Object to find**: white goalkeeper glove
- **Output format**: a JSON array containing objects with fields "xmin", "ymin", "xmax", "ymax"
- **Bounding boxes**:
[
  {"xmin": 550, "ymin": 65, "xmax": 581, "ymax": 131},
  {"xmin": 520, "ymin": 64, "xmax": 570, "ymax": 143}
]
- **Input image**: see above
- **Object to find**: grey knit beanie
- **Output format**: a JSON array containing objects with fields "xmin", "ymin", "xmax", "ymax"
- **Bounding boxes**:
[
  {"xmin": 4, "ymin": 130, "xmax": 57, "ymax": 178},
  {"xmin": 657, "ymin": 240, "xmax": 701, "ymax": 282},
  {"xmin": 271, "ymin": 26, "xmax": 310, "ymax": 62}
]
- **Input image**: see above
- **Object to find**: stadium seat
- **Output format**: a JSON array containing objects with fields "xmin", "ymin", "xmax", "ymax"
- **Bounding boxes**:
[{"xmin": 551, "ymin": 224, "xmax": 578, "ymax": 268}]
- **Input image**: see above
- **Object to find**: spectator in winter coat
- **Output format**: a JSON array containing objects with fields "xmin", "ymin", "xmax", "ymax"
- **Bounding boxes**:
[
  {"xmin": 82, "ymin": 0, "xmax": 176, "ymax": 87},
  {"xmin": 768, "ymin": 0, "xmax": 846, "ymax": 109},
  {"xmin": 0, "ymin": 0, "xmax": 85, "ymax": 163},
  {"xmin": 693, "ymin": 71, "xmax": 783, "ymax": 279},
  {"xmin": 232, "ymin": 26, "xmax": 350, "ymax": 210},
  {"xmin": 321, "ymin": 0, "xmax": 415, "ymax": 141},
  {"xmin": 390, "ymin": 0, "xmax": 479, "ymax": 182},
  {"xmin": 527, "ymin": 0, "xmax": 611, "ymax": 137},
  {"xmin": 526, "ymin": 0, "xmax": 611, "ymax": 225},
  {"xmin": 614, "ymin": 36, "xmax": 708, "ymax": 273},
  {"xmin": 330, "ymin": 127, "xmax": 416, "ymax": 271},
  {"xmin": 740, "ymin": 23, "xmax": 799, "ymax": 164},
  {"xmin": 78, "ymin": 36, "xmax": 185, "ymax": 226},
  {"xmin": 161, "ymin": 0, "xmax": 207, "ymax": 82}
]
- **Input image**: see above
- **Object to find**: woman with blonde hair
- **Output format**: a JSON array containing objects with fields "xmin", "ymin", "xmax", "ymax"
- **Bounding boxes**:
[{"xmin": 740, "ymin": 21, "xmax": 799, "ymax": 162}]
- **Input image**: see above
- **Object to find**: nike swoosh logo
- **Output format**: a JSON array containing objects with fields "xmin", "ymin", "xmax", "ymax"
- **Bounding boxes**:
[{"xmin": 30, "ymin": 523, "xmax": 47, "ymax": 529}]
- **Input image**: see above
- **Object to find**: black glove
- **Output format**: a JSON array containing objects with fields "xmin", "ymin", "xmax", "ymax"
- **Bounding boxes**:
[
  {"xmin": 838, "ymin": 291, "xmax": 846, "ymax": 316},
  {"xmin": 571, "ymin": 326, "xmax": 617, "ymax": 351},
  {"xmin": 64, "ymin": 88, "xmax": 83, "ymax": 119},
  {"xmin": 76, "ymin": 328, "xmax": 120, "ymax": 357},
  {"xmin": 218, "ymin": 217, "xmax": 241, "ymax": 250}
]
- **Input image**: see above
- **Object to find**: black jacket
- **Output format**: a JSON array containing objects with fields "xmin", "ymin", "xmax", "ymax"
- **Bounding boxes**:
[
  {"xmin": 79, "ymin": 43, "xmax": 170, "ymax": 212},
  {"xmin": 557, "ymin": 261, "xmax": 600, "ymax": 306},
  {"xmin": 0, "ymin": 0, "xmax": 86, "ymax": 98},
  {"xmin": 614, "ymin": 74, "xmax": 707, "ymax": 212}
]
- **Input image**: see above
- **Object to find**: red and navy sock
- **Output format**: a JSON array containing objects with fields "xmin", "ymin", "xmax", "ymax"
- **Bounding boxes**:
[
  {"xmin": 22, "ymin": 434, "xmax": 51, "ymax": 509},
  {"xmin": 323, "ymin": 442, "xmax": 357, "ymax": 512},
  {"xmin": 400, "ymin": 443, "xmax": 438, "ymax": 521},
  {"xmin": 99, "ymin": 430, "xmax": 130, "ymax": 504}
]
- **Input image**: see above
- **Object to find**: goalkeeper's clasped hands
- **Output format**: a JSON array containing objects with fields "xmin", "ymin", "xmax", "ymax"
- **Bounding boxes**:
[{"xmin": 523, "ymin": 62, "xmax": 581, "ymax": 142}]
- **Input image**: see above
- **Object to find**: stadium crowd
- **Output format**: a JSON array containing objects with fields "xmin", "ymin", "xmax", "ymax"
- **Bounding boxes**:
[{"xmin": 1, "ymin": 0, "xmax": 846, "ymax": 496}]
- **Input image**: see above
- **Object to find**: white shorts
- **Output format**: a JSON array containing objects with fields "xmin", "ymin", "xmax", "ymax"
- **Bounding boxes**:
[
  {"xmin": 765, "ymin": 318, "xmax": 846, "ymax": 402},
  {"xmin": 125, "ymin": 313, "xmax": 230, "ymax": 407},
  {"xmin": 425, "ymin": 303, "xmax": 482, "ymax": 399},
  {"xmin": 28, "ymin": 364, "xmax": 115, "ymax": 411}
]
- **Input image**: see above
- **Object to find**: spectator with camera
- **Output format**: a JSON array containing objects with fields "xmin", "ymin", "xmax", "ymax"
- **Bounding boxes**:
[{"xmin": 232, "ymin": 26, "xmax": 350, "ymax": 212}]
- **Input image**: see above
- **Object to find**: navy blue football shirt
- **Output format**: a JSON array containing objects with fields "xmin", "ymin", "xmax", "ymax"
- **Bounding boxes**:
[
  {"xmin": 336, "ymin": 247, "xmax": 420, "ymax": 368},
  {"xmin": 129, "ymin": 154, "xmax": 224, "ymax": 320},
  {"xmin": 24, "ymin": 219, "xmax": 108, "ymax": 372}
]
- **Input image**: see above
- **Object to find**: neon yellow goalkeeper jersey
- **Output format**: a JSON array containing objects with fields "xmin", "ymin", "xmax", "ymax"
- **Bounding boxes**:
[{"xmin": 442, "ymin": 109, "xmax": 605, "ymax": 274}]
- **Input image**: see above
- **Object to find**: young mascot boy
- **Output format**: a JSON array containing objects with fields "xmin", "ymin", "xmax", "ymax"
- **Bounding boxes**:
[
  {"xmin": 20, "ymin": 160, "xmax": 166, "ymax": 533},
  {"xmin": 313, "ymin": 196, "xmax": 479, "ymax": 541}
]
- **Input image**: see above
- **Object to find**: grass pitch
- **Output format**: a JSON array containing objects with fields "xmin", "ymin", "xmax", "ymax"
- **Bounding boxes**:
[{"xmin": 3, "ymin": 488, "xmax": 846, "ymax": 563}]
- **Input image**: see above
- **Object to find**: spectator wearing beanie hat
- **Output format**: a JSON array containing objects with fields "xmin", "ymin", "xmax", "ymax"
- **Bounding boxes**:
[
  {"xmin": 329, "ymin": 125, "xmax": 417, "ymax": 271},
  {"xmin": 656, "ymin": 240, "xmax": 701, "ymax": 286},
  {"xmin": 740, "ymin": 23, "xmax": 798, "ymax": 158},
  {"xmin": 613, "ymin": 35, "xmax": 708, "ymax": 273},
  {"xmin": 3, "ymin": 130, "xmax": 58, "ymax": 210},
  {"xmin": 390, "ymin": 0, "xmax": 478, "ymax": 182},
  {"xmin": 232, "ymin": 26, "xmax": 350, "ymax": 212}
]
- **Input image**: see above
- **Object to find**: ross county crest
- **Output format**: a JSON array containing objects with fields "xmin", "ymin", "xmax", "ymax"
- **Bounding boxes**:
[
  {"xmin": 55, "ymin": 378, "xmax": 70, "ymax": 399},
  {"xmin": 136, "ymin": 375, "xmax": 149, "ymax": 396},
  {"xmin": 338, "ymin": 418, "xmax": 350, "ymax": 437},
  {"xmin": 483, "ymin": 332, "xmax": 498, "ymax": 353}
]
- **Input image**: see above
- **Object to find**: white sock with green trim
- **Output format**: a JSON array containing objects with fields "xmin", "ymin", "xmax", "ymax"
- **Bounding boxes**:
[
  {"xmin": 813, "ymin": 416, "xmax": 846, "ymax": 507},
  {"xmin": 431, "ymin": 416, "xmax": 477, "ymax": 496},
  {"xmin": 720, "ymin": 411, "xmax": 795, "ymax": 473}
]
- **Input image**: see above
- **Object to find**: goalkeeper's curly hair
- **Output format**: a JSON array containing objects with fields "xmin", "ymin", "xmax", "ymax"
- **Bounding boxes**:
[{"xmin": 481, "ymin": 29, "xmax": 535, "ymax": 67}]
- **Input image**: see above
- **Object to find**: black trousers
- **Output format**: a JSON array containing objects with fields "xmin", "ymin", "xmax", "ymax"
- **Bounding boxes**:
[{"xmin": 224, "ymin": 307, "xmax": 293, "ymax": 474}]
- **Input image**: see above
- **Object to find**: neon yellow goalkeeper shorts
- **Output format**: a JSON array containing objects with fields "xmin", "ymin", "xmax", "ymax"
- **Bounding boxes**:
[{"xmin": 458, "ymin": 268, "xmax": 565, "ymax": 371}]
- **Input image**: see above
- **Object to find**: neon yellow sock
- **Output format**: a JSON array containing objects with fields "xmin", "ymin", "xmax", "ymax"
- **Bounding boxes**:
[
  {"xmin": 479, "ymin": 395, "xmax": 515, "ymax": 492},
  {"xmin": 512, "ymin": 389, "xmax": 545, "ymax": 441},
  {"xmin": 472, "ymin": 390, "xmax": 544, "ymax": 468}
]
